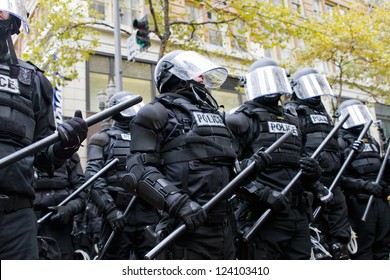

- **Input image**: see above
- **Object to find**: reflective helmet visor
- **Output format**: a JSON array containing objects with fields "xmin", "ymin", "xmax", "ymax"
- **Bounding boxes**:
[
  {"xmin": 168, "ymin": 51, "xmax": 228, "ymax": 88},
  {"xmin": 245, "ymin": 65, "xmax": 292, "ymax": 101},
  {"xmin": 0, "ymin": 0, "xmax": 29, "ymax": 34},
  {"xmin": 339, "ymin": 104, "xmax": 373, "ymax": 129},
  {"xmin": 116, "ymin": 95, "xmax": 144, "ymax": 117},
  {"xmin": 293, "ymin": 73, "xmax": 334, "ymax": 99}
]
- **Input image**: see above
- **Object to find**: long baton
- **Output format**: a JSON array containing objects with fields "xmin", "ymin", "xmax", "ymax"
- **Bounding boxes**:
[
  {"xmin": 0, "ymin": 95, "xmax": 142, "ymax": 169},
  {"xmin": 37, "ymin": 158, "xmax": 119, "ymax": 224},
  {"xmin": 242, "ymin": 113, "xmax": 351, "ymax": 242},
  {"xmin": 96, "ymin": 196, "xmax": 137, "ymax": 260},
  {"xmin": 361, "ymin": 138, "xmax": 390, "ymax": 221},
  {"xmin": 144, "ymin": 130, "xmax": 293, "ymax": 260},
  {"xmin": 311, "ymin": 119, "xmax": 373, "ymax": 222}
]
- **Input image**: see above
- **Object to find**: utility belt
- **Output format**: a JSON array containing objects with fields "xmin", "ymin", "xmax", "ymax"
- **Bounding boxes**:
[
  {"xmin": 109, "ymin": 191, "xmax": 133, "ymax": 209},
  {"xmin": 196, "ymin": 194, "xmax": 228, "ymax": 224},
  {"xmin": 0, "ymin": 194, "xmax": 33, "ymax": 214}
]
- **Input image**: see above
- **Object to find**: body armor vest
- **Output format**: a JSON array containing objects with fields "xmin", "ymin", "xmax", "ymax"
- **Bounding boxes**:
[
  {"xmin": 342, "ymin": 132, "xmax": 382, "ymax": 176},
  {"xmin": 0, "ymin": 60, "xmax": 36, "ymax": 147},
  {"xmin": 105, "ymin": 127, "xmax": 131, "ymax": 185},
  {"xmin": 156, "ymin": 93, "xmax": 236, "ymax": 166},
  {"xmin": 237, "ymin": 102, "xmax": 302, "ymax": 167},
  {"xmin": 295, "ymin": 104, "xmax": 339, "ymax": 153}
]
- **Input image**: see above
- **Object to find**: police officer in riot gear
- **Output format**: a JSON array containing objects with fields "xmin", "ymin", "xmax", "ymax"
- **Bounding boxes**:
[
  {"xmin": 0, "ymin": 1, "xmax": 88, "ymax": 259},
  {"xmin": 34, "ymin": 152, "xmax": 87, "ymax": 259},
  {"xmin": 226, "ymin": 58, "xmax": 324, "ymax": 259},
  {"xmin": 286, "ymin": 67, "xmax": 351, "ymax": 260},
  {"xmin": 87, "ymin": 91, "xmax": 160, "ymax": 260},
  {"xmin": 123, "ymin": 50, "xmax": 269, "ymax": 260},
  {"xmin": 338, "ymin": 100, "xmax": 390, "ymax": 259}
]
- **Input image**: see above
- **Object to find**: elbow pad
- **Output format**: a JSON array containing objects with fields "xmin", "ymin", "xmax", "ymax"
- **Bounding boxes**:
[{"xmin": 134, "ymin": 173, "xmax": 181, "ymax": 212}]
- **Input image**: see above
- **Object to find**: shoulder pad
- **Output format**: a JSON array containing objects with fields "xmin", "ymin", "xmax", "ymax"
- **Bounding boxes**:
[
  {"xmin": 19, "ymin": 59, "xmax": 37, "ymax": 71},
  {"xmin": 24, "ymin": 61, "xmax": 54, "ymax": 105},
  {"xmin": 226, "ymin": 112, "xmax": 250, "ymax": 135},
  {"xmin": 133, "ymin": 102, "xmax": 168, "ymax": 130},
  {"xmin": 89, "ymin": 131, "xmax": 110, "ymax": 146},
  {"xmin": 70, "ymin": 153, "xmax": 81, "ymax": 163}
]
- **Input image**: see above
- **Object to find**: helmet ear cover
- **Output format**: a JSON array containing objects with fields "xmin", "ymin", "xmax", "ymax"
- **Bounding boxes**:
[{"xmin": 10, "ymin": 15, "xmax": 21, "ymax": 35}]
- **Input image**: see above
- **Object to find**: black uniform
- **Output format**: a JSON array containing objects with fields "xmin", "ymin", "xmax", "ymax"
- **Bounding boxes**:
[
  {"xmin": 0, "ymin": 10, "xmax": 88, "ymax": 259},
  {"xmin": 227, "ymin": 101, "xmax": 314, "ymax": 259},
  {"xmin": 126, "ymin": 92, "xmax": 237, "ymax": 259},
  {"xmin": 34, "ymin": 153, "xmax": 87, "ymax": 260},
  {"xmin": 287, "ymin": 101, "xmax": 351, "ymax": 259},
  {"xmin": 88, "ymin": 121, "xmax": 160, "ymax": 259},
  {"xmin": 339, "ymin": 129, "xmax": 390, "ymax": 259}
]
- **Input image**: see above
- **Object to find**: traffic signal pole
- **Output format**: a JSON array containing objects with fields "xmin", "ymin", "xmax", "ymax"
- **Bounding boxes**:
[{"xmin": 113, "ymin": 0, "xmax": 122, "ymax": 91}]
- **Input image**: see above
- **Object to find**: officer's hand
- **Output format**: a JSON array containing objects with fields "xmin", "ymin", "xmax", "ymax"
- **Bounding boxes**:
[
  {"xmin": 362, "ymin": 181, "xmax": 382, "ymax": 197},
  {"xmin": 312, "ymin": 182, "xmax": 333, "ymax": 205},
  {"xmin": 264, "ymin": 189, "xmax": 289, "ymax": 212},
  {"xmin": 168, "ymin": 194, "xmax": 207, "ymax": 232},
  {"xmin": 106, "ymin": 209, "xmax": 125, "ymax": 232},
  {"xmin": 351, "ymin": 139, "xmax": 364, "ymax": 154},
  {"xmin": 48, "ymin": 205, "xmax": 73, "ymax": 224},
  {"xmin": 300, "ymin": 157, "xmax": 323, "ymax": 184},
  {"xmin": 249, "ymin": 150, "xmax": 272, "ymax": 173},
  {"xmin": 57, "ymin": 110, "xmax": 88, "ymax": 150}
]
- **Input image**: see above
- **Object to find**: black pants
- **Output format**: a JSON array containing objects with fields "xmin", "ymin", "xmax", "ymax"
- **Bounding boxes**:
[
  {"xmin": 0, "ymin": 208, "xmax": 39, "ymax": 259},
  {"xmin": 347, "ymin": 195, "xmax": 390, "ymax": 259},
  {"xmin": 242, "ymin": 208, "xmax": 311, "ymax": 260}
]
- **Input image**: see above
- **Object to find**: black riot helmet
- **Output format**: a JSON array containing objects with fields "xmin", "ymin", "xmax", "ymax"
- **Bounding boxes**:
[
  {"xmin": 336, "ymin": 99, "xmax": 373, "ymax": 130},
  {"xmin": 290, "ymin": 67, "xmax": 334, "ymax": 106},
  {"xmin": 241, "ymin": 58, "xmax": 292, "ymax": 104},
  {"xmin": 0, "ymin": 0, "xmax": 29, "ymax": 35},
  {"xmin": 108, "ymin": 91, "xmax": 143, "ymax": 123},
  {"xmin": 154, "ymin": 50, "xmax": 228, "ymax": 94}
]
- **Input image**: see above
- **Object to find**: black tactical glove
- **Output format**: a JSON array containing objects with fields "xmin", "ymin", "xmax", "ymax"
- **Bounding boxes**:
[
  {"xmin": 53, "ymin": 110, "xmax": 88, "ymax": 159},
  {"xmin": 351, "ymin": 139, "xmax": 364, "ymax": 155},
  {"xmin": 238, "ymin": 182, "xmax": 289, "ymax": 212},
  {"xmin": 106, "ymin": 208, "xmax": 125, "ymax": 232},
  {"xmin": 299, "ymin": 157, "xmax": 323, "ymax": 186},
  {"xmin": 248, "ymin": 150, "xmax": 272, "ymax": 173},
  {"xmin": 362, "ymin": 181, "xmax": 382, "ymax": 197},
  {"xmin": 168, "ymin": 194, "xmax": 207, "ymax": 232},
  {"xmin": 48, "ymin": 205, "xmax": 74, "ymax": 224},
  {"xmin": 312, "ymin": 182, "xmax": 333, "ymax": 205}
]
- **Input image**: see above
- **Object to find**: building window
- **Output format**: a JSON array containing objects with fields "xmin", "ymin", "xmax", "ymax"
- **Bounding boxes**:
[
  {"xmin": 91, "ymin": 0, "xmax": 110, "ymax": 21},
  {"xmin": 87, "ymin": 54, "xmax": 154, "ymax": 113},
  {"xmin": 231, "ymin": 19, "xmax": 247, "ymax": 52},
  {"xmin": 211, "ymin": 76, "xmax": 243, "ymax": 111},
  {"xmin": 207, "ymin": 12, "xmax": 223, "ymax": 47},
  {"xmin": 120, "ymin": 0, "xmax": 143, "ymax": 29},
  {"xmin": 184, "ymin": 4, "xmax": 203, "ymax": 41},
  {"xmin": 313, "ymin": 0, "xmax": 321, "ymax": 19}
]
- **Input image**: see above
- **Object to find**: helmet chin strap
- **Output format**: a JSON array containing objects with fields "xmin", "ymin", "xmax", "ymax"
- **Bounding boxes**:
[{"xmin": 191, "ymin": 82, "xmax": 219, "ymax": 110}]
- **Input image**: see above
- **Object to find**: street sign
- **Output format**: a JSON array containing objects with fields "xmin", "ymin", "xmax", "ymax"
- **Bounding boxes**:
[{"xmin": 127, "ymin": 33, "xmax": 139, "ymax": 61}]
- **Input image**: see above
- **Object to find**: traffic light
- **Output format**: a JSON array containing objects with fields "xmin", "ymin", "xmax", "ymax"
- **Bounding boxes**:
[{"xmin": 133, "ymin": 15, "xmax": 150, "ymax": 49}]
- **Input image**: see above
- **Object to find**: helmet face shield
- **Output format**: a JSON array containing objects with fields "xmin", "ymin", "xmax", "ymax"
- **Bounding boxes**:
[
  {"xmin": 292, "ymin": 73, "xmax": 334, "ymax": 99},
  {"xmin": 168, "ymin": 51, "xmax": 228, "ymax": 88},
  {"xmin": 0, "ymin": 0, "xmax": 29, "ymax": 34},
  {"xmin": 117, "ymin": 95, "xmax": 144, "ymax": 118},
  {"xmin": 339, "ymin": 103, "xmax": 373, "ymax": 129},
  {"xmin": 244, "ymin": 65, "xmax": 292, "ymax": 101}
]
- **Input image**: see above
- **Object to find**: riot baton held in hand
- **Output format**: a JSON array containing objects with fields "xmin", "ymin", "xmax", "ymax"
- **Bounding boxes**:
[
  {"xmin": 144, "ymin": 130, "xmax": 293, "ymax": 260},
  {"xmin": 37, "ymin": 158, "xmax": 119, "ymax": 224},
  {"xmin": 96, "ymin": 196, "xmax": 137, "ymax": 260},
  {"xmin": 0, "ymin": 95, "xmax": 143, "ymax": 169},
  {"xmin": 243, "ymin": 113, "xmax": 351, "ymax": 242},
  {"xmin": 311, "ymin": 119, "xmax": 373, "ymax": 222},
  {"xmin": 361, "ymin": 137, "xmax": 390, "ymax": 221}
]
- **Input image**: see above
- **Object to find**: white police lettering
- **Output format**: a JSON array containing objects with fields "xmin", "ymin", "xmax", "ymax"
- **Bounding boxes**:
[
  {"xmin": 0, "ymin": 74, "xmax": 19, "ymax": 94},
  {"xmin": 121, "ymin": 134, "xmax": 131, "ymax": 141},
  {"xmin": 310, "ymin": 114, "xmax": 328, "ymax": 124},
  {"xmin": 268, "ymin": 121, "xmax": 298, "ymax": 136},
  {"xmin": 193, "ymin": 112, "xmax": 225, "ymax": 127}
]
